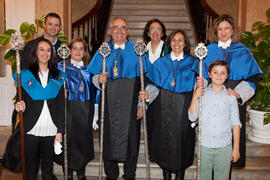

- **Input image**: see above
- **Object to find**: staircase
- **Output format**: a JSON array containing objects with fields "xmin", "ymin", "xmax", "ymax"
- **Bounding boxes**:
[
  {"xmin": 104, "ymin": 0, "xmax": 196, "ymax": 47},
  {"xmin": 1, "ymin": 1, "xmax": 270, "ymax": 180},
  {"xmin": 50, "ymin": 0, "xmax": 270, "ymax": 179},
  {"xmin": 51, "ymin": 124, "xmax": 270, "ymax": 180}
]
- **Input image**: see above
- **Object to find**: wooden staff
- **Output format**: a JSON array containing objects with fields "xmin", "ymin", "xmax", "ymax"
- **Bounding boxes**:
[
  {"xmin": 57, "ymin": 44, "xmax": 70, "ymax": 180},
  {"xmin": 134, "ymin": 40, "xmax": 150, "ymax": 179},
  {"xmin": 98, "ymin": 42, "xmax": 111, "ymax": 180},
  {"xmin": 194, "ymin": 43, "xmax": 208, "ymax": 180},
  {"xmin": 9, "ymin": 33, "xmax": 26, "ymax": 180}
]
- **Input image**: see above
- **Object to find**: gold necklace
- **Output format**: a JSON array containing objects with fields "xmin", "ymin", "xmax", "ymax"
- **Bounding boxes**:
[{"xmin": 113, "ymin": 49, "xmax": 122, "ymax": 77}]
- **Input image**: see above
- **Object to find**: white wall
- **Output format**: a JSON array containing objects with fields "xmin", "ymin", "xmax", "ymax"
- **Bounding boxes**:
[
  {"xmin": 5, "ymin": 0, "xmax": 35, "ymax": 31},
  {"xmin": 0, "ymin": 65, "xmax": 16, "ymax": 126},
  {"xmin": 0, "ymin": 0, "xmax": 34, "ymax": 126}
]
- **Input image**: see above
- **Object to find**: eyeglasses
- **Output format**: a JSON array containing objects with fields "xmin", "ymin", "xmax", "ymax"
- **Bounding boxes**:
[
  {"xmin": 112, "ymin": 26, "xmax": 128, "ymax": 31},
  {"xmin": 150, "ymin": 27, "xmax": 162, "ymax": 32}
]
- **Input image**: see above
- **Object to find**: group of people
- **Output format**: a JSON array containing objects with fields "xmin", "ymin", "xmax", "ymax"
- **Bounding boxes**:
[{"xmin": 11, "ymin": 11, "xmax": 262, "ymax": 180}]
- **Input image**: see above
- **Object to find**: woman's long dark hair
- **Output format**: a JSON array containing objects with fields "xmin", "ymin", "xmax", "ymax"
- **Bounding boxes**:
[{"xmin": 28, "ymin": 38, "xmax": 59, "ymax": 79}]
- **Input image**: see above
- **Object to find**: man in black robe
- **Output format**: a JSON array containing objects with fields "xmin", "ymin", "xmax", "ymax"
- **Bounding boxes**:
[{"xmin": 87, "ymin": 17, "xmax": 149, "ymax": 180}]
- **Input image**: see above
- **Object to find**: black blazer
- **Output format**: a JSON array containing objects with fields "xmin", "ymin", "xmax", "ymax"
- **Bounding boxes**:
[{"xmin": 14, "ymin": 77, "xmax": 65, "ymax": 134}]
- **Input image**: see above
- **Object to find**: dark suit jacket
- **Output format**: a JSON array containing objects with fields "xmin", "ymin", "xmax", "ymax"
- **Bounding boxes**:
[{"xmin": 21, "ymin": 35, "xmax": 62, "ymax": 69}]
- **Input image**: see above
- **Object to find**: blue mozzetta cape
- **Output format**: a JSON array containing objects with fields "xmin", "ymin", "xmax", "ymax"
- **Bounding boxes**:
[
  {"xmin": 192, "ymin": 43, "xmax": 263, "ymax": 89},
  {"xmin": 87, "ymin": 40, "xmax": 150, "ymax": 78},
  {"xmin": 13, "ymin": 69, "xmax": 66, "ymax": 100},
  {"xmin": 146, "ymin": 54, "xmax": 196, "ymax": 93},
  {"xmin": 58, "ymin": 61, "xmax": 97, "ymax": 102}
]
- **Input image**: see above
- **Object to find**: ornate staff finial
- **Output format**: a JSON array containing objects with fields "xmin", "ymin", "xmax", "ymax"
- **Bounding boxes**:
[
  {"xmin": 57, "ymin": 43, "xmax": 70, "ymax": 59},
  {"xmin": 134, "ymin": 40, "xmax": 146, "ymax": 56},
  {"xmin": 9, "ymin": 32, "xmax": 25, "ymax": 51},
  {"xmin": 194, "ymin": 42, "xmax": 208, "ymax": 60},
  {"xmin": 99, "ymin": 42, "xmax": 111, "ymax": 58}
]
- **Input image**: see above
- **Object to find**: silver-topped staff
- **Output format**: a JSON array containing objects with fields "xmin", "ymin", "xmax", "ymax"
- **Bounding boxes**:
[
  {"xmin": 134, "ymin": 40, "xmax": 150, "ymax": 180},
  {"xmin": 98, "ymin": 42, "xmax": 111, "ymax": 180},
  {"xmin": 10, "ymin": 32, "xmax": 26, "ymax": 180},
  {"xmin": 57, "ymin": 44, "xmax": 70, "ymax": 180},
  {"xmin": 194, "ymin": 43, "xmax": 208, "ymax": 180}
]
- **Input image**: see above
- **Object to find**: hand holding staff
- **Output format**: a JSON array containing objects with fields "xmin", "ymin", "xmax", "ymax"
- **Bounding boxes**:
[
  {"xmin": 98, "ymin": 42, "xmax": 111, "ymax": 180},
  {"xmin": 134, "ymin": 40, "xmax": 150, "ymax": 179},
  {"xmin": 10, "ymin": 32, "xmax": 26, "ymax": 180},
  {"xmin": 194, "ymin": 43, "xmax": 208, "ymax": 180},
  {"xmin": 57, "ymin": 44, "xmax": 70, "ymax": 180}
]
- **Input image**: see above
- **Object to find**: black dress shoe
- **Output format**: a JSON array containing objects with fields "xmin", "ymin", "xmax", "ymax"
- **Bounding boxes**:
[
  {"xmin": 163, "ymin": 169, "xmax": 172, "ymax": 180},
  {"xmin": 175, "ymin": 170, "xmax": 185, "ymax": 180},
  {"xmin": 105, "ymin": 178, "xmax": 117, "ymax": 180}
]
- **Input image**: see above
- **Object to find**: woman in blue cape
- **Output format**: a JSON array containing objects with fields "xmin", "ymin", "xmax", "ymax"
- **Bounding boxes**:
[
  {"xmin": 192, "ymin": 15, "xmax": 263, "ymax": 168},
  {"xmin": 13, "ymin": 38, "xmax": 65, "ymax": 179},
  {"xmin": 143, "ymin": 18, "xmax": 169, "ymax": 162},
  {"xmin": 58, "ymin": 38, "xmax": 97, "ymax": 180},
  {"xmin": 139, "ymin": 29, "xmax": 196, "ymax": 180}
]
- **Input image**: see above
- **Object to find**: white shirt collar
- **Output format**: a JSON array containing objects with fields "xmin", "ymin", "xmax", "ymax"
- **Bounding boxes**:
[
  {"xmin": 71, "ymin": 59, "xmax": 84, "ymax": 68},
  {"xmin": 170, "ymin": 51, "xmax": 184, "ymax": 61},
  {"xmin": 114, "ymin": 42, "xmax": 125, "ymax": 50},
  {"xmin": 218, "ymin": 39, "xmax": 231, "ymax": 49},
  {"xmin": 146, "ymin": 40, "xmax": 164, "ymax": 64}
]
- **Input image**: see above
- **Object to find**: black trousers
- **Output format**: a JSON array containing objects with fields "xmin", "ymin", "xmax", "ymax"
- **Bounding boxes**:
[
  {"xmin": 25, "ymin": 134, "xmax": 55, "ymax": 180},
  {"xmin": 104, "ymin": 156, "xmax": 138, "ymax": 179}
]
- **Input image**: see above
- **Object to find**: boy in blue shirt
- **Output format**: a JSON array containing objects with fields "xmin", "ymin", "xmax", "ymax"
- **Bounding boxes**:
[{"xmin": 189, "ymin": 60, "xmax": 241, "ymax": 180}]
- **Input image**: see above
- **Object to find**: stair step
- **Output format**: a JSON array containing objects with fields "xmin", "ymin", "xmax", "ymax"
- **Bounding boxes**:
[
  {"xmin": 52, "ymin": 154, "xmax": 270, "ymax": 179},
  {"xmin": 106, "ymin": 29, "xmax": 194, "ymax": 37},
  {"xmin": 111, "ymin": 9, "xmax": 188, "ymax": 16},
  {"xmin": 246, "ymin": 139, "xmax": 270, "ymax": 157},
  {"xmin": 121, "ymin": 22, "xmax": 192, "ymax": 30},
  {"xmin": 104, "ymin": 36, "xmax": 196, "ymax": 46},
  {"xmin": 113, "ymin": 4, "xmax": 186, "ymax": 11},
  {"xmin": 115, "ymin": 0, "xmax": 185, "ymax": 4},
  {"xmin": 111, "ymin": 15, "xmax": 190, "ymax": 23},
  {"xmin": 93, "ymin": 138, "xmax": 270, "ymax": 159}
]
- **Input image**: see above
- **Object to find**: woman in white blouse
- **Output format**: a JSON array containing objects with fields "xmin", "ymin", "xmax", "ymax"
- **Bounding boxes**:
[
  {"xmin": 143, "ymin": 18, "xmax": 169, "ymax": 64},
  {"xmin": 14, "ymin": 38, "xmax": 65, "ymax": 180}
]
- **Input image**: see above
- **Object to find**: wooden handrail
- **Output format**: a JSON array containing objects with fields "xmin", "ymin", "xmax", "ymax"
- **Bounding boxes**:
[
  {"xmin": 72, "ymin": 0, "xmax": 103, "ymax": 28},
  {"xmin": 188, "ymin": 0, "xmax": 219, "ymax": 43},
  {"xmin": 200, "ymin": 0, "xmax": 218, "ymax": 19}
]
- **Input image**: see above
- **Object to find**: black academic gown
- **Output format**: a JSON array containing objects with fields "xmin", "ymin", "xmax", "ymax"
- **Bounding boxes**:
[
  {"xmin": 150, "ymin": 90, "xmax": 195, "ymax": 172},
  {"xmin": 103, "ymin": 78, "xmax": 141, "ymax": 160},
  {"xmin": 58, "ymin": 61, "xmax": 97, "ymax": 170},
  {"xmin": 87, "ymin": 40, "xmax": 150, "ymax": 161},
  {"xmin": 146, "ymin": 54, "xmax": 196, "ymax": 172}
]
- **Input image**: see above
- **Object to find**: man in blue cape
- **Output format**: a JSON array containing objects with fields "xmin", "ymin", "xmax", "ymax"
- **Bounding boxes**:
[{"xmin": 87, "ymin": 17, "xmax": 150, "ymax": 180}]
